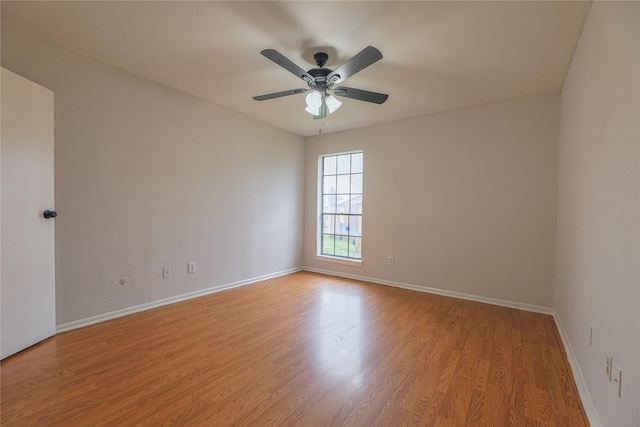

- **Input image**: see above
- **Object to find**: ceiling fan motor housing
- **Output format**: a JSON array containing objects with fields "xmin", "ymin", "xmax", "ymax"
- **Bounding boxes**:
[
  {"xmin": 313, "ymin": 52, "xmax": 329, "ymax": 67},
  {"xmin": 306, "ymin": 52, "xmax": 341, "ymax": 89},
  {"xmin": 308, "ymin": 67, "xmax": 332, "ymax": 87}
]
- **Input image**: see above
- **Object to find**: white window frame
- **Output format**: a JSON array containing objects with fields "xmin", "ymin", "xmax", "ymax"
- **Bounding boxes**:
[{"xmin": 316, "ymin": 150, "xmax": 364, "ymax": 267}]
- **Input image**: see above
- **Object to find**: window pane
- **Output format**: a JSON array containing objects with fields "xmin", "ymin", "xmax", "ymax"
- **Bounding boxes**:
[
  {"xmin": 337, "ymin": 175, "xmax": 350, "ymax": 194},
  {"xmin": 350, "ymin": 173, "xmax": 363, "ymax": 194},
  {"xmin": 322, "ymin": 215, "xmax": 335, "ymax": 234},
  {"xmin": 336, "ymin": 195, "xmax": 349, "ymax": 214},
  {"xmin": 351, "ymin": 152, "xmax": 363, "ymax": 173},
  {"xmin": 323, "ymin": 176, "xmax": 336, "ymax": 194},
  {"xmin": 350, "ymin": 237, "xmax": 362, "ymax": 258},
  {"xmin": 349, "ymin": 215, "xmax": 362, "ymax": 237},
  {"xmin": 323, "ymin": 156, "xmax": 336, "ymax": 175},
  {"xmin": 322, "ymin": 234, "xmax": 335, "ymax": 255},
  {"xmin": 350, "ymin": 196, "xmax": 362, "ymax": 214},
  {"xmin": 335, "ymin": 215, "xmax": 348, "ymax": 235},
  {"xmin": 337, "ymin": 154, "xmax": 351, "ymax": 174},
  {"xmin": 334, "ymin": 235, "xmax": 349, "ymax": 257},
  {"xmin": 323, "ymin": 195, "xmax": 337, "ymax": 213}
]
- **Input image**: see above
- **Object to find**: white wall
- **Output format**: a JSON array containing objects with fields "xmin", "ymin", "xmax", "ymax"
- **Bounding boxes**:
[
  {"xmin": 1, "ymin": 29, "xmax": 305, "ymax": 325},
  {"xmin": 304, "ymin": 93, "xmax": 560, "ymax": 307},
  {"xmin": 555, "ymin": 2, "xmax": 640, "ymax": 426}
]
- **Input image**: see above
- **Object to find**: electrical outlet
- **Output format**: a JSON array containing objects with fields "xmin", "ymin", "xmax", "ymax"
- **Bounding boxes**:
[
  {"xmin": 163, "ymin": 266, "xmax": 171, "ymax": 279},
  {"xmin": 388, "ymin": 256, "xmax": 394, "ymax": 265},
  {"xmin": 606, "ymin": 352, "xmax": 612, "ymax": 381},
  {"xmin": 613, "ymin": 365, "xmax": 622, "ymax": 398},
  {"xmin": 588, "ymin": 323, "xmax": 592, "ymax": 347},
  {"xmin": 188, "ymin": 262, "xmax": 196, "ymax": 274}
]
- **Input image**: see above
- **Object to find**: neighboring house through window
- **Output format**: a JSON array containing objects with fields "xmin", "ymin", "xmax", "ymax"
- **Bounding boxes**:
[{"xmin": 319, "ymin": 151, "xmax": 363, "ymax": 261}]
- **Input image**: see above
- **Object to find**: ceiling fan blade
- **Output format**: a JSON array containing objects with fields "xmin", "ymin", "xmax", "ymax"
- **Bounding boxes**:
[
  {"xmin": 261, "ymin": 49, "xmax": 315, "ymax": 84},
  {"xmin": 327, "ymin": 46, "xmax": 383, "ymax": 84},
  {"xmin": 333, "ymin": 86, "xmax": 388, "ymax": 104},
  {"xmin": 253, "ymin": 88, "xmax": 309, "ymax": 101}
]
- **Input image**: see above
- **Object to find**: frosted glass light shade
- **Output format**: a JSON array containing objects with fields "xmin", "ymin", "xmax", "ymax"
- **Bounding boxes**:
[
  {"xmin": 305, "ymin": 105, "xmax": 320, "ymax": 115},
  {"xmin": 325, "ymin": 95, "xmax": 342, "ymax": 113},
  {"xmin": 305, "ymin": 91, "xmax": 322, "ymax": 115}
]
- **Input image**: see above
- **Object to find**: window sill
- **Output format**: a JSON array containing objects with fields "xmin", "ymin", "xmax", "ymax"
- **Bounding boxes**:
[{"xmin": 315, "ymin": 255, "xmax": 363, "ymax": 267}]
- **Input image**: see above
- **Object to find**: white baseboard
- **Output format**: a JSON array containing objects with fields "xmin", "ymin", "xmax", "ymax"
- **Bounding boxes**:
[
  {"xmin": 552, "ymin": 312, "xmax": 601, "ymax": 427},
  {"xmin": 302, "ymin": 266, "xmax": 555, "ymax": 315},
  {"xmin": 56, "ymin": 267, "xmax": 302, "ymax": 333}
]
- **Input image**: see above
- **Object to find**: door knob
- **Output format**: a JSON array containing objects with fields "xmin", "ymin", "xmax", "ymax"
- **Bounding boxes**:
[{"xmin": 43, "ymin": 210, "xmax": 57, "ymax": 219}]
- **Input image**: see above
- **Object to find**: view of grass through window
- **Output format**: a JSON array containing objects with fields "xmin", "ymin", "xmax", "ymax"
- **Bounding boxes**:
[{"xmin": 320, "ymin": 151, "xmax": 363, "ymax": 260}]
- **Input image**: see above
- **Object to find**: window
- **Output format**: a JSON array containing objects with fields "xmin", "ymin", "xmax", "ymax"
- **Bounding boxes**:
[{"xmin": 320, "ymin": 151, "xmax": 363, "ymax": 261}]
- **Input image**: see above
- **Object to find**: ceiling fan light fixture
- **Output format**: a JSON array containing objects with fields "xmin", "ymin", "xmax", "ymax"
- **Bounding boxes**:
[
  {"xmin": 314, "ymin": 102, "xmax": 328, "ymax": 120},
  {"xmin": 305, "ymin": 104, "xmax": 320, "ymax": 115},
  {"xmin": 325, "ymin": 95, "xmax": 342, "ymax": 113},
  {"xmin": 305, "ymin": 91, "xmax": 341, "ymax": 117},
  {"xmin": 305, "ymin": 90, "xmax": 322, "ymax": 115}
]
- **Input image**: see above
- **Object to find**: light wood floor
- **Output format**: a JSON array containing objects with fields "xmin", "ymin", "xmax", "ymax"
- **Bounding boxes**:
[{"xmin": 1, "ymin": 272, "xmax": 588, "ymax": 426}]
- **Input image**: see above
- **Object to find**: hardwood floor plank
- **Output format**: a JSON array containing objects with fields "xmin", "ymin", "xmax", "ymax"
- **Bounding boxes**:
[{"xmin": 1, "ymin": 272, "xmax": 589, "ymax": 426}]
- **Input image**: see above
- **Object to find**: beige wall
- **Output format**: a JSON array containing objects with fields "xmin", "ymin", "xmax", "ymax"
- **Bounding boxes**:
[
  {"xmin": 304, "ymin": 93, "xmax": 560, "ymax": 307},
  {"xmin": 555, "ymin": 2, "xmax": 640, "ymax": 426},
  {"xmin": 2, "ymin": 29, "xmax": 305, "ymax": 324}
]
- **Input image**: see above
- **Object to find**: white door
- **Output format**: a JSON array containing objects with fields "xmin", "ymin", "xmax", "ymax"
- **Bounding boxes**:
[{"xmin": 1, "ymin": 68, "xmax": 56, "ymax": 359}]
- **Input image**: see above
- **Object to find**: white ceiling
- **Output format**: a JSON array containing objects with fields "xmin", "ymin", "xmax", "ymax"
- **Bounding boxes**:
[{"xmin": 2, "ymin": 1, "xmax": 591, "ymax": 137}]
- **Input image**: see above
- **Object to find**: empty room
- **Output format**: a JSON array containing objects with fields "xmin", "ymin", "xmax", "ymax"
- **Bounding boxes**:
[{"xmin": 1, "ymin": 1, "xmax": 638, "ymax": 426}]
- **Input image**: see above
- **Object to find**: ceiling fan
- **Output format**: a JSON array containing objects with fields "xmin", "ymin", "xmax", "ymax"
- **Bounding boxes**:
[{"xmin": 253, "ymin": 46, "xmax": 388, "ymax": 119}]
